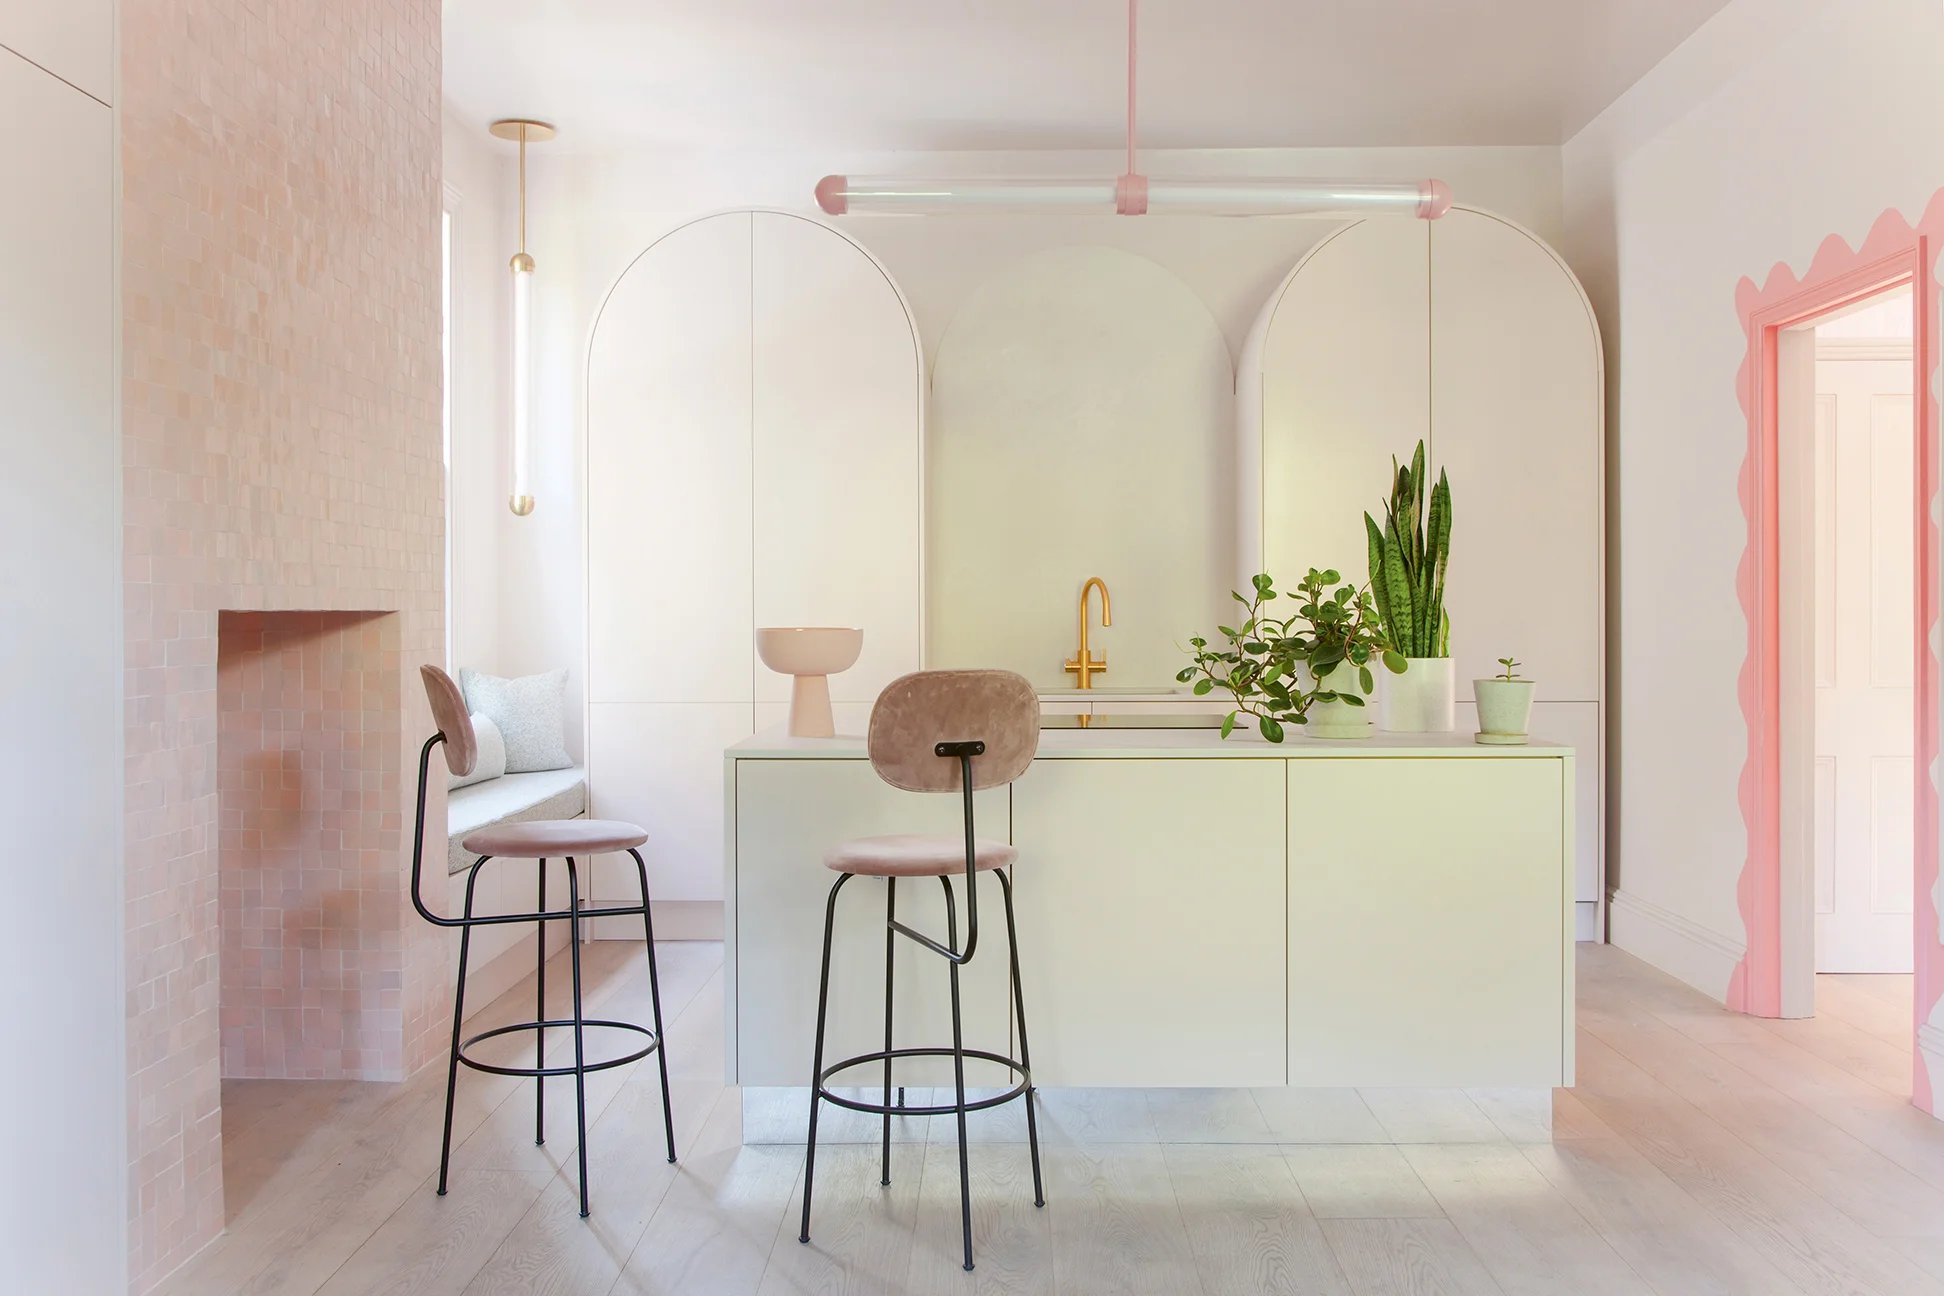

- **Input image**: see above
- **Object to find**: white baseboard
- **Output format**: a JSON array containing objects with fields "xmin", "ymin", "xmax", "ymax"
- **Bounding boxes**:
[
  {"xmin": 1575, "ymin": 901, "xmax": 1600, "ymax": 943},
  {"xmin": 591, "ymin": 900, "xmax": 723, "ymax": 942},
  {"xmin": 1607, "ymin": 888, "xmax": 1742, "ymax": 1002}
]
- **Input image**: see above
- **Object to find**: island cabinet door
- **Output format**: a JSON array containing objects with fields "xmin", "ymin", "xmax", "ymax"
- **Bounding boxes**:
[
  {"xmin": 1286, "ymin": 757, "xmax": 1570, "ymax": 1088},
  {"xmin": 732, "ymin": 759, "xmax": 1013, "ymax": 1088},
  {"xmin": 1010, "ymin": 758, "xmax": 1287, "ymax": 1087}
]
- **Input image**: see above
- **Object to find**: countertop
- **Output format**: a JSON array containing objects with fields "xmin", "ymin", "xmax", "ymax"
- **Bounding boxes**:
[{"xmin": 727, "ymin": 724, "xmax": 1573, "ymax": 761}]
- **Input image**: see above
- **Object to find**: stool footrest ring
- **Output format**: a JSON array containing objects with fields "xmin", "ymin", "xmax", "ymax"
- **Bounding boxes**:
[
  {"xmin": 458, "ymin": 1018, "xmax": 659, "ymax": 1078},
  {"xmin": 815, "ymin": 1047, "xmax": 1031, "ymax": 1116}
]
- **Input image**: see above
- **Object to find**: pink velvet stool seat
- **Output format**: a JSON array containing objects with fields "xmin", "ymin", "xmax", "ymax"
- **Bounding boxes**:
[
  {"xmin": 409, "ymin": 665, "xmax": 676, "ymax": 1224},
  {"xmin": 463, "ymin": 818, "xmax": 649, "ymax": 858},
  {"xmin": 824, "ymin": 834, "xmax": 1017, "ymax": 877},
  {"xmin": 799, "ymin": 669, "xmax": 1045, "ymax": 1275}
]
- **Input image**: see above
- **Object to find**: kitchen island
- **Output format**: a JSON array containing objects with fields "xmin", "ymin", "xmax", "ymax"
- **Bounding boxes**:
[{"xmin": 724, "ymin": 720, "xmax": 1574, "ymax": 1142}]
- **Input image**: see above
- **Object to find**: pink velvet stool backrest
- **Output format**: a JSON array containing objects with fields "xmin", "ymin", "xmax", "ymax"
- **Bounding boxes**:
[
  {"xmin": 867, "ymin": 669, "xmax": 1039, "ymax": 792},
  {"xmin": 420, "ymin": 664, "xmax": 477, "ymax": 778}
]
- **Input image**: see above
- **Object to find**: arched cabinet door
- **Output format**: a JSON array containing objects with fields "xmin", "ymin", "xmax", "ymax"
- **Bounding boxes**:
[
  {"xmin": 587, "ymin": 212, "xmax": 753, "ymax": 706},
  {"xmin": 1250, "ymin": 218, "xmax": 1430, "ymax": 591},
  {"xmin": 751, "ymin": 212, "xmax": 923, "ymax": 708},
  {"xmin": 1430, "ymin": 209, "xmax": 1603, "ymax": 700},
  {"xmin": 585, "ymin": 211, "xmax": 922, "ymax": 908}
]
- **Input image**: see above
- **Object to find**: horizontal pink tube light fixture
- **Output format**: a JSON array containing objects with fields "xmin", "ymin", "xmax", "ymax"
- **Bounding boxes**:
[{"xmin": 814, "ymin": 174, "xmax": 1453, "ymax": 220}]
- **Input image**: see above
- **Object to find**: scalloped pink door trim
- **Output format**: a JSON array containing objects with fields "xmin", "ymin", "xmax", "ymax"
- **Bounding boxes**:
[{"xmin": 1729, "ymin": 191, "xmax": 1944, "ymax": 1115}]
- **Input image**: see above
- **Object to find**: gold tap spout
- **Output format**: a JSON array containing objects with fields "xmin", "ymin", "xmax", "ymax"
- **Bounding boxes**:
[{"xmin": 1063, "ymin": 577, "xmax": 1112, "ymax": 689}]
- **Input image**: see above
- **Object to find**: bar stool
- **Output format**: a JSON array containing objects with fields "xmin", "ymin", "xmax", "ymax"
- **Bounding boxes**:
[
  {"xmin": 409, "ymin": 665, "xmax": 677, "ymax": 1218},
  {"xmin": 799, "ymin": 669, "xmax": 1044, "ymax": 1272}
]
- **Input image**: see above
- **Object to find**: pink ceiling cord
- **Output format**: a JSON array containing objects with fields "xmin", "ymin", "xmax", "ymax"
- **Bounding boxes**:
[
  {"xmin": 1115, "ymin": 0, "xmax": 1148, "ymax": 215},
  {"xmin": 808, "ymin": 0, "xmax": 1450, "ymax": 219}
]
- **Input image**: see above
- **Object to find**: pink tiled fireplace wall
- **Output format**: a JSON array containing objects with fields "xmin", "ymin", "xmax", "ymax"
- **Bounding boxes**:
[{"xmin": 120, "ymin": 0, "xmax": 445, "ymax": 1289}]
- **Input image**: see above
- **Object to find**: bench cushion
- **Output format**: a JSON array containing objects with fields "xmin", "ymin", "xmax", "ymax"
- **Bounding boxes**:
[{"xmin": 446, "ymin": 767, "xmax": 587, "ymax": 874}]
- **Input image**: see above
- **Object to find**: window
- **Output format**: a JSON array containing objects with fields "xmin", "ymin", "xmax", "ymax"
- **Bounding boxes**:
[{"xmin": 441, "ymin": 202, "xmax": 455, "ymax": 668}]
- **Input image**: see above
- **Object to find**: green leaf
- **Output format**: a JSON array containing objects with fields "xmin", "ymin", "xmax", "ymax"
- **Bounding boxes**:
[
  {"xmin": 1364, "ymin": 513, "xmax": 1393, "ymax": 635},
  {"xmin": 1221, "ymin": 711, "xmax": 1237, "ymax": 738},
  {"xmin": 1175, "ymin": 667, "xmax": 1196, "ymax": 683},
  {"xmin": 1359, "ymin": 665, "xmax": 1374, "ymax": 694},
  {"xmin": 1378, "ymin": 532, "xmax": 1417, "ymax": 657},
  {"xmin": 1192, "ymin": 678, "xmax": 1213, "ymax": 696},
  {"xmin": 1260, "ymin": 716, "xmax": 1285, "ymax": 743},
  {"xmin": 1339, "ymin": 693, "xmax": 1365, "ymax": 708},
  {"xmin": 1382, "ymin": 650, "xmax": 1408, "ymax": 673}
]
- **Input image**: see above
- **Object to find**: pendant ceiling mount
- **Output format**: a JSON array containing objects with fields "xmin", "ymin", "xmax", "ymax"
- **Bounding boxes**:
[{"xmin": 815, "ymin": 1, "xmax": 1450, "ymax": 220}]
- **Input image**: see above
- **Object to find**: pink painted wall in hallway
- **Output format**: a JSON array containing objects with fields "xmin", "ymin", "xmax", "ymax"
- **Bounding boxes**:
[
  {"xmin": 1729, "ymin": 192, "xmax": 1944, "ymax": 1116},
  {"xmin": 119, "ymin": 0, "xmax": 445, "ymax": 1287}
]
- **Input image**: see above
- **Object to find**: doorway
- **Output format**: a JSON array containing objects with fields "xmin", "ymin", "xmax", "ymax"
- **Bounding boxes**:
[
  {"xmin": 1727, "ymin": 195, "xmax": 1944, "ymax": 1119},
  {"xmin": 1776, "ymin": 274, "xmax": 1925, "ymax": 1022},
  {"xmin": 1799, "ymin": 287, "xmax": 1917, "ymax": 978}
]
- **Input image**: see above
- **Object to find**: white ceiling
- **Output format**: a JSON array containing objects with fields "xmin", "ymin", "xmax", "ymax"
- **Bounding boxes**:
[{"xmin": 442, "ymin": 0, "xmax": 1734, "ymax": 155}]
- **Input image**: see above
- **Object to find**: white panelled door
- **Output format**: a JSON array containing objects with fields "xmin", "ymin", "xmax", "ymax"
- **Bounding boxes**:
[{"xmin": 1813, "ymin": 352, "xmax": 1916, "ymax": 974}]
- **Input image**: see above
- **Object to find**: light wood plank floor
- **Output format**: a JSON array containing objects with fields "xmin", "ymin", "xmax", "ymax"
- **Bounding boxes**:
[{"xmin": 160, "ymin": 944, "xmax": 1944, "ymax": 1295}]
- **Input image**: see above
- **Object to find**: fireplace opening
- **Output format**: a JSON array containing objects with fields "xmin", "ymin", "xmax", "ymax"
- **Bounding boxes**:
[{"xmin": 216, "ymin": 610, "xmax": 403, "ymax": 1080}]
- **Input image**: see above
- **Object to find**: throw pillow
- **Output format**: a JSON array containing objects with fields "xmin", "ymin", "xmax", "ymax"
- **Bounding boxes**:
[
  {"xmin": 447, "ymin": 713, "xmax": 508, "ymax": 790},
  {"xmin": 459, "ymin": 667, "xmax": 572, "ymax": 772}
]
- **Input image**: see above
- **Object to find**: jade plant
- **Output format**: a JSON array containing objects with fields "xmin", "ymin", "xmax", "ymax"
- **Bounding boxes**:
[
  {"xmin": 1496, "ymin": 656, "xmax": 1522, "ymax": 680},
  {"xmin": 1364, "ymin": 440, "xmax": 1452, "ymax": 659},
  {"xmin": 1177, "ymin": 570, "xmax": 1405, "ymax": 742}
]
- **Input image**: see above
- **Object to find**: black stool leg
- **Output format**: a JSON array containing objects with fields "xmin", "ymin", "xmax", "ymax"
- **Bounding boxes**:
[
  {"xmin": 535, "ymin": 857, "xmax": 547, "ymax": 1147},
  {"xmin": 565, "ymin": 857, "xmax": 591, "ymax": 1217},
  {"xmin": 799, "ymin": 872, "xmax": 851, "ymax": 1245},
  {"xmin": 438, "ymin": 858, "xmax": 486, "ymax": 1195},
  {"xmin": 629, "ymin": 848, "xmax": 677, "ymax": 1163},
  {"xmin": 942, "ymin": 876, "xmax": 974, "ymax": 1272},
  {"xmin": 997, "ymin": 869, "xmax": 1044, "ymax": 1207},
  {"xmin": 880, "ymin": 876, "xmax": 896, "ymax": 1187}
]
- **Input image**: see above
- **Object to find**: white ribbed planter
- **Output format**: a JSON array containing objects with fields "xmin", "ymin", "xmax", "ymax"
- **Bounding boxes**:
[
  {"xmin": 1474, "ymin": 677, "xmax": 1536, "ymax": 745},
  {"xmin": 1378, "ymin": 657, "xmax": 1456, "ymax": 733},
  {"xmin": 1302, "ymin": 662, "xmax": 1373, "ymax": 740}
]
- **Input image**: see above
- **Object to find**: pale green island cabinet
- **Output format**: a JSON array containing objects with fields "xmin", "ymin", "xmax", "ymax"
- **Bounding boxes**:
[{"xmin": 724, "ymin": 725, "xmax": 1574, "ymax": 1141}]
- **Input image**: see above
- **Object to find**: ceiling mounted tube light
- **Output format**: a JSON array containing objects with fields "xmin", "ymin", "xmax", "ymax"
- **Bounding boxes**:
[
  {"xmin": 812, "ymin": 0, "xmax": 1450, "ymax": 221},
  {"xmin": 491, "ymin": 117, "xmax": 555, "ymax": 517},
  {"xmin": 814, "ymin": 175, "xmax": 1451, "ymax": 219}
]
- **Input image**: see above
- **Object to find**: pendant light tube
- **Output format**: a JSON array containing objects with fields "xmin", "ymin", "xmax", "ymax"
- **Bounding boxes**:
[
  {"xmin": 815, "ymin": 175, "xmax": 1450, "ymax": 219},
  {"xmin": 491, "ymin": 118, "xmax": 555, "ymax": 517}
]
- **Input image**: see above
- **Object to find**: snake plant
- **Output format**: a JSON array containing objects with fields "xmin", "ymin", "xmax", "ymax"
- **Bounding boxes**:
[{"xmin": 1363, "ymin": 440, "xmax": 1452, "ymax": 658}]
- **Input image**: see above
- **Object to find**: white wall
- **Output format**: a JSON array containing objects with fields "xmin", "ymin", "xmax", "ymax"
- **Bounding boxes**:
[
  {"xmin": 441, "ymin": 109, "xmax": 509, "ymax": 679},
  {"xmin": 0, "ymin": 8, "xmax": 126, "ymax": 1290},
  {"xmin": 496, "ymin": 144, "xmax": 1564, "ymax": 761},
  {"xmin": 1561, "ymin": 0, "xmax": 1944, "ymax": 1000}
]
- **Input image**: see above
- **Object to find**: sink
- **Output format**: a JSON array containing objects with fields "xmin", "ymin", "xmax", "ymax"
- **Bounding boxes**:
[
  {"xmin": 1037, "ymin": 685, "xmax": 1198, "ymax": 698},
  {"xmin": 756, "ymin": 627, "xmax": 862, "ymax": 737}
]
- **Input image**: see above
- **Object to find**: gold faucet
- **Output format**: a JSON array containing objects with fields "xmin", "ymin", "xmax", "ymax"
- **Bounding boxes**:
[{"xmin": 1064, "ymin": 577, "xmax": 1112, "ymax": 689}]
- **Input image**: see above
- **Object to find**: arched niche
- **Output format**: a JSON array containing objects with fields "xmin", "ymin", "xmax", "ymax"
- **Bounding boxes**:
[
  {"xmin": 585, "ymin": 210, "xmax": 923, "ymax": 904},
  {"xmin": 929, "ymin": 245, "xmax": 1235, "ymax": 690},
  {"xmin": 1237, "ymin": 206, "xmax": 1605, "ymax": 930}
]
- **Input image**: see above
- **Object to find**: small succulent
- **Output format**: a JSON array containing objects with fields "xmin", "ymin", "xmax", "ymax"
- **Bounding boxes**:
[{"xmin": 1497, "ymin": 656, "xmax": 1522, "ymax": 681}]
